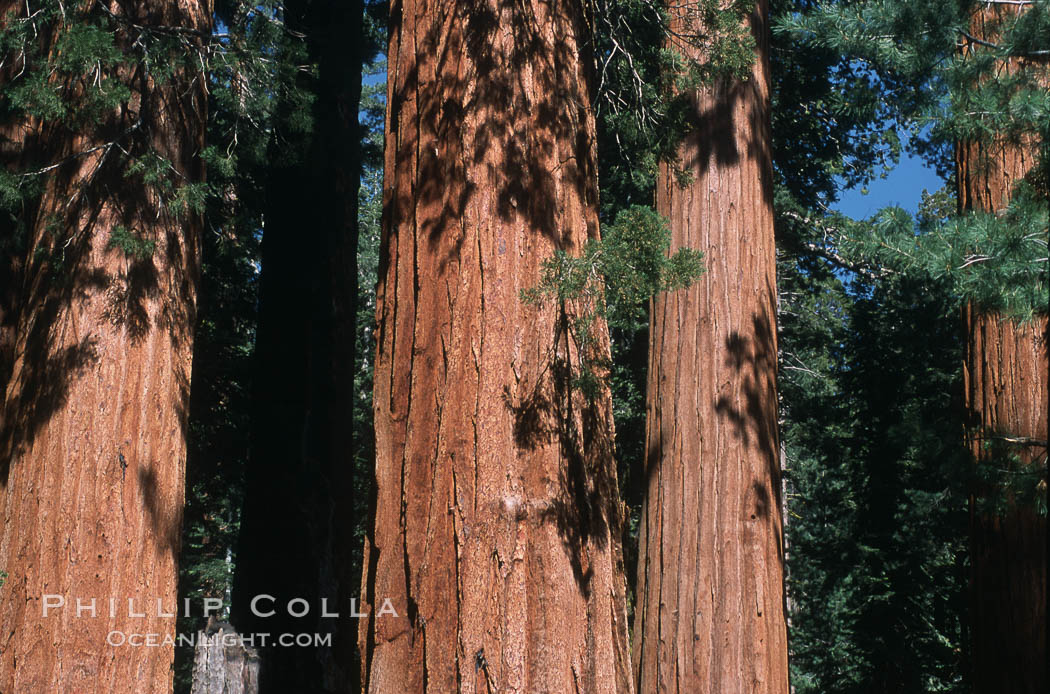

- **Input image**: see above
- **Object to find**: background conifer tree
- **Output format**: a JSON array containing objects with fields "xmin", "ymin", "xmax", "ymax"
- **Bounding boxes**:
[
  {"xmin": 778, "ymin": 1, "xmax": 1047, "ymax": 690},
  {"xmin": 229, "ymin": 0, "xmax": 373, "ymax": 689}
]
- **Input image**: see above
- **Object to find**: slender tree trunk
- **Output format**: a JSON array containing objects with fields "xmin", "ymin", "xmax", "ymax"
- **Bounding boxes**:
[
  {"xmin": 230, "ymin": 0, "xmax": 362, "ymax": 691},
  {"xmin": 0, "ymin": 1, "xmax": 208, "ymax": 691},
  {"xmin": 631, "ymin": 2, "xmax": 789, "ymax": 692},
  {"xmin": 357, "ymin": 0, "xmax": 633, "ymax": 691},
  {"xmin": 958, "ymin": 9, "xmax": 1048, "ymax": 692}
]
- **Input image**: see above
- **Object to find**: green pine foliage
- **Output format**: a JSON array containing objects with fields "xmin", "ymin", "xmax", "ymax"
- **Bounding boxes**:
[
  {"xmin": 521, "ymin": 204, "xmax": 704, "ymax": 397},
  {"xmin": 770, "ymin": 0, "xmax": 917, "ymax": 209},
  {"xmin": 2, "ymin": 11, "xmax": 130, "ymax": 124},
  {"xmin": 349, "ymin": 58, "xmax": 385, "ymax": 601},
  {"xmin": 768, "ymin": 1, "xmax": 1021, "ymax": 689},
  {"xmin": 781, "ymin": 261, "xmax": 970, "ymax": 693},
  {"xmin": 838, "ymin": 182, "xmax": 1049, "ymax": 320},
  {"xmin": 106, "ymin": 226, "xmax": 157, "ymax": 260},
  {"xmin": 777, "ymin": 0, "xmax": 1049, "ymax": 314},
  {"xmin": 0, "ymin": 0, "xmax": 214, "ymax": 231}
]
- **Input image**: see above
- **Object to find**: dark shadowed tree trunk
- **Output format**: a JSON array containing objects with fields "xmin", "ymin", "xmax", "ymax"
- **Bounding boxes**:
[
  {"xmin": 631, "ymin": 1, "xmax": 790, "ymax": 692},
  {"xmin": 0, "ymin": 0, "xmax": 208, "ymax": 690},
  {"xmin": 0, "ymin": 207, "xmax": 20, "ymax": 422},
  {"xmin": 230, "ymin": 0, "xmax": 363, "ymax": 692},
  {"xmin": 958, "ymin": 8, "xmax": 1048, "ymax": 692},
  {"xmin": 357, "ymin": 0, "xmax": 633, "ymax": 691},
  {"xmin": 0, "ymin": 0, "xmax": 32, "ymax": 491}
]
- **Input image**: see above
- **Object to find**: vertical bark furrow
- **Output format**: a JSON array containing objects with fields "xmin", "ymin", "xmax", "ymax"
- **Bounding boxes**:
[
  {"xmin": 360, "ymin": 0, "xmax": 633, "ymax": 692},
  {"xmin": 633, "ymin": 2, "xmax": 789, "ymax": 692},
  {"xmin": 0, "ymin": 2, "xmax": 207, "ymax": 689},
  {"xmin": 963, "ymin": 310, "xmax": 1048, "ymax": 694},
  {"xmin": 956, "ymin": 6, "xmax": 1048, "ymax": 693}
]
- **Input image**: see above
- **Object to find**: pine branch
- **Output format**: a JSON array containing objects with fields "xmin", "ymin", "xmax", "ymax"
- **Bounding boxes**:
[
  {"xmin": 19, "ymin": 119, "xmax": 143, "ymax": 179},
  {"xmin": 974, "ymin": 434, "xmax": 1049, "ymax": 448},
  {"xmin": 958, "ymin": 29, "xmax": 1050, "ymax": 57},
  {"xmin": 780, "ymin": 210, "xmax": 894, "ymax": 280}
]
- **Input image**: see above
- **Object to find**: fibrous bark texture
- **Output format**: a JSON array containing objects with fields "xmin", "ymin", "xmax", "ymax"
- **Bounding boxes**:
[
  {"xmin": 190, "ymin": 626, "xmax": 260, "ymax": 694},
  {"xmin": 231, "ymin": 0, "xmax": 362, "ymax": 691},
  {"xmin": 0, "ymin": 1, "xmax": 208, "ymax": 691},
  {"xmin": 955, "ymin": 4, "xmax": 1043, "ymax": 218},
  {"xmin": 358, "ymin": 1, "xmax": 633, "ymax": 692},
  {"xmin": 962, "ymin": 308, "xmax": 1048, "ymax": 694},
  {"xmin": 631, "ymin": 2, "xmax": 790, "ymax": 692},
  {"xmin": 958, "ymin": 8, "xmax": 1048, "ymax": 691}
]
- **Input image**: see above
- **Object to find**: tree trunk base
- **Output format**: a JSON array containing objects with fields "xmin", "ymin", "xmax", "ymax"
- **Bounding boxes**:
[{"xmin": 190, "ymin": 626, "xmax": 260, "ymax": 694}]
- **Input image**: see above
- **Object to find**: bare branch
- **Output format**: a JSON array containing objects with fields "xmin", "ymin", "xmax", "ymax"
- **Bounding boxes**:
[{"xmin": 780, "ymin": 210, "xmax": 894, "ymax": 280}]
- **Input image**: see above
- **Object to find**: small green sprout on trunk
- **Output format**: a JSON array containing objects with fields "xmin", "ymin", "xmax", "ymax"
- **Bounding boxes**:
[
  {"xmin": 108, "ymin": 226, "xmax": 156, "ymax": 260},
  {"xmin": 522, "ymin": 205, "xmax": 704, "ymax": 396}
]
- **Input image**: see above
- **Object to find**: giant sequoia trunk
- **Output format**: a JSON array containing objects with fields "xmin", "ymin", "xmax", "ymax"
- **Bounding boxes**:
[
  {"xmin": 958, "ymin": 7, "xmax": 1048, "ymax": 691},
  {"xmin": 962, "ymin": 308, "xmax": 1047, "ymax": 694},
  {"xmin": 0, "ymin": 1, "xmax": 207, "ymax": 691},
  {"xmin": 230, "ymin": 0, "xmax": 363, "ymax": 691},
  {"xmin": 357, "ymin": 1, "xmax": 633, "ymax": 691},
  {"xmin": 631, "ymin": 2, "xmax": 789, "ymax": 692}
]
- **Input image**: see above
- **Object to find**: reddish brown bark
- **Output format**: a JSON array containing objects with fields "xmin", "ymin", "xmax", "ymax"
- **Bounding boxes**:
[
  {"xmin": 631, "ymin": 2, "xmax": 789, "ymax": 692},
  {"xmin": 958, "ymin": 9, "xmax": 1048, "ymax": 692},
  {"xmin": 962, "ymin": 309, "xmax": 1048, "ymax": 694},
  {"xmin": 0, "ymin": 2, "xmax": 208, "ymax": 691},
  {"xmin": 956, "ymin": 3, "xmax": 1043, "ymax": 217},
  {"xmin": 357, "ymin": 0, "xmax": 633, "ymax": 691}
]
